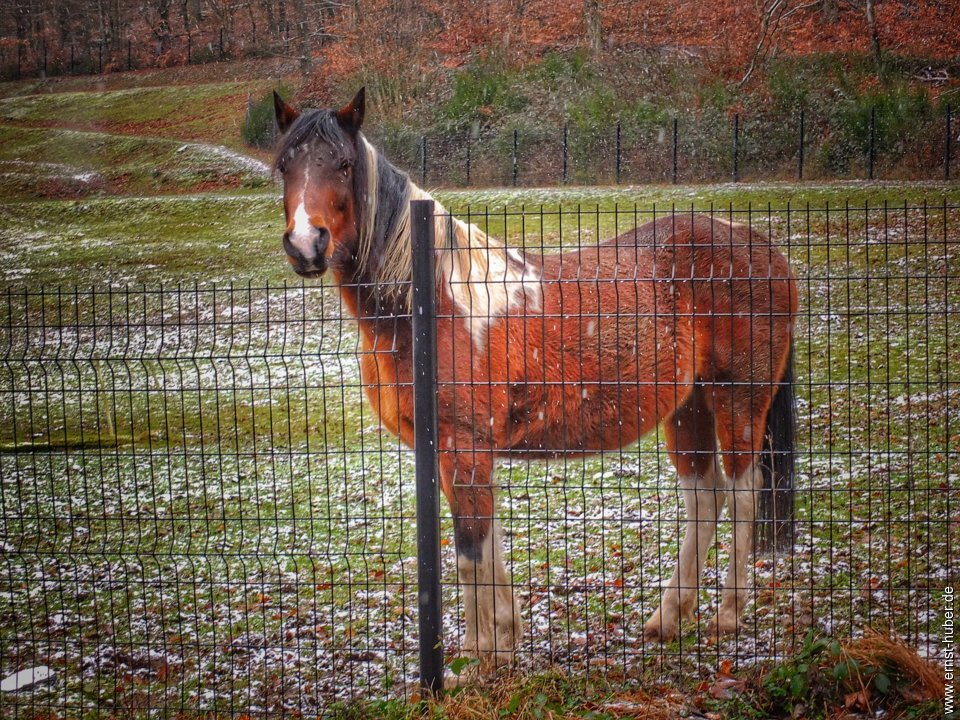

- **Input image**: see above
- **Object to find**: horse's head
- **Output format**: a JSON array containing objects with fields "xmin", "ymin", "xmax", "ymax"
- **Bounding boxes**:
[{"xmin": 273, "ymin": 88, "xmax": 366, "ymax": 278}]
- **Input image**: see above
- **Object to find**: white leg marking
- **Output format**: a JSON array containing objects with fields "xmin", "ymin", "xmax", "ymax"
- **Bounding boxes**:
[
  {"xmin": 708, "ymin": 460, "xmax": 762, "ymax": 637},
  {"xmin": 457, "ymin": 516, "xmax": 522, "ymax": 673},
  {"xmin": 645, "ymin": 457, "xmax": 725, "ymax": 641}
]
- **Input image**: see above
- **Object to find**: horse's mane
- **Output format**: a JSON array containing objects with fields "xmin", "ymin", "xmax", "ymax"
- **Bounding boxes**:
[{"xmin": 276, "ymin": 110, "xmax": 542, "ymax": 346}]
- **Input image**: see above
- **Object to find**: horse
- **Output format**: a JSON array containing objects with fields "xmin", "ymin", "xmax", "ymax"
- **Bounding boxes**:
[{"xmin": 272, "ymin": 88, "xmax": 798, "ymax": 674}]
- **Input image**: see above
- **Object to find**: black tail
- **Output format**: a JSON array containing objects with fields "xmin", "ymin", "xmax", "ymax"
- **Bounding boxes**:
[{"xmin": 756, "ymin": 341, "xmax": 796, "ymax": 553}]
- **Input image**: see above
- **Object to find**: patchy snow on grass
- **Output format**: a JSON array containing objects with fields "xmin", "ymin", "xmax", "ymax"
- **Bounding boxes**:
[
  {"xmin": 177, "ymin": 142, "xmax": 270, "ymax": 177},
  {"xmin": 0, "ymin": 200, "xmax": 956, "ymax": 716}
]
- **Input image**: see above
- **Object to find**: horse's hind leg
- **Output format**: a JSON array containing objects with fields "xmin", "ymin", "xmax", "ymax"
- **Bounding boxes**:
[
  {"xmin": 440, "ymin": 449, "xmax": 522, "ymax": 674},
  {"xmin": 707, "ymin": 390, "xmax": 771, "ymax": 639},
  {"xmin": 644, "ymin": 387, "xmax": 725, "ymax": 642}
]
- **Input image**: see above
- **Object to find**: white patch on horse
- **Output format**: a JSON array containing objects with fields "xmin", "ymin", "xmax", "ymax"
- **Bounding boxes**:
[
  {"xmin": 713, "ymin": 216, "xmax": 746, "ymax": 230},
  {"xmin": 435, "ymin": 213, "xmax": 542, "ymax": 349},
  {"xmin": 289, "ymin": 164, "xmax": 315, "ymax": 257}
]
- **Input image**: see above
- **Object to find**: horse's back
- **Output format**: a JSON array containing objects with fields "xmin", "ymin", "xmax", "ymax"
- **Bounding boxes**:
[{"xmin": 539, "ymin": 213, "xmax": 792, "ymax": 285}]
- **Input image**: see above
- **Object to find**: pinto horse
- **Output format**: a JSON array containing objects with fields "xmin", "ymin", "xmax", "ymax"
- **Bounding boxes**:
[{"xmin": 273, "ymin": 89, "xmax": 798, "ymax": 673}]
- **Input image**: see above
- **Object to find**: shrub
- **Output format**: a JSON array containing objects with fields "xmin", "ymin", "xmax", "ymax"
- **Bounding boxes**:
[{"xmin": 241, "ymin": 84, "xmax": 292, "ymax": 150}]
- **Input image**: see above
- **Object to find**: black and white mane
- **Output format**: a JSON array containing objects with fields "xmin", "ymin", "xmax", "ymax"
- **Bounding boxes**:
[{"xmin": 276, "ymin": 109, "xmax": 541, "ymax": 345}]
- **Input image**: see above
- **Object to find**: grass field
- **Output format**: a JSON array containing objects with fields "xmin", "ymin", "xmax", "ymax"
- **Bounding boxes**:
[{"xmin": 0, "ymin": 72, "xmax": 955, "ymax": 719}]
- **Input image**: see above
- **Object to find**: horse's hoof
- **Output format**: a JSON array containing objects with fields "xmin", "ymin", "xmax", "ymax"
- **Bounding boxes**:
[
  {"xmin": 477, "ymin": 650, "xmax": 516, "ymax": 676},
  {"xmin": 642, "ymin": 621, "xmax": 678, "ymax": 643},
  {"xmin": 444, "ymin": 662, "xmax": 483, "ymax": 687},
  {"xmin": 704, "ymin": 613, "xmax": 739, "ymax": 642}
]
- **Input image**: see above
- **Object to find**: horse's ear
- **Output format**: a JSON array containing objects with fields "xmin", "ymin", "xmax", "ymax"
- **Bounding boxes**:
[
  {"xmin": 336, "ymin": 87, "xmax": 365, "ymax": 133},
  {"xmin": 274, "ymin": 91, "xmax": 300, "ymax": 134}
]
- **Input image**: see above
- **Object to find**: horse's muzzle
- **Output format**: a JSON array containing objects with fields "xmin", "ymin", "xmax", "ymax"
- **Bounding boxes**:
[{"xmin": 283, "ymin": 228, "xmax": 329, "ymax": 278}]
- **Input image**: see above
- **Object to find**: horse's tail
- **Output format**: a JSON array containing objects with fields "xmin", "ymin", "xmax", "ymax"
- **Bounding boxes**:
[{"xmin": 756, "ymin": 340, "xmax": 796, "ymax": 553}]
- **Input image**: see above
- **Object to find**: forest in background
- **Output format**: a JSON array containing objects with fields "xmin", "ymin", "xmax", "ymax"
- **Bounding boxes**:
[{"xmin": 1, "ymin": 1, "xmax": 958, "ymax": 182}]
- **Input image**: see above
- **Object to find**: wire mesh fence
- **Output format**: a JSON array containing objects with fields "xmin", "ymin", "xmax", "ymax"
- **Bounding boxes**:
[
  {"xmin": 361, "ymin": 109, "xmax": 956, "ymax": 186},
  {"xmin": 0, "ymin": 201, "xmax": 956, "ymax": 716}
]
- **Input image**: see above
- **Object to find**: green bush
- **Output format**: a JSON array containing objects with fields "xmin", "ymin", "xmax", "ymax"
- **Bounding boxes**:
[
  {"xmin": 824, "ymin": 82, "xmax": 934, "ymax": 172},
  {"xmin": 241, "ymin": 84, "xmax": 292, "ymax": 150},
  {"xmin": 440, "ymin": 57, "xmax": 528, "ymax": 123}
]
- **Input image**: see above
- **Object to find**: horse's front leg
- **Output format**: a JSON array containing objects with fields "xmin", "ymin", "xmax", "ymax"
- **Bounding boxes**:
[
  {"xmin": 706, "ymin": 459, "xmax": 762, "ymax": 638},
  {"xmin": 440, "ymin": 451, "xmax": 522, "ymax": 674},
  {"xmin": 644, "ymin": 456, "xmax": 726, "ymax": 641}
]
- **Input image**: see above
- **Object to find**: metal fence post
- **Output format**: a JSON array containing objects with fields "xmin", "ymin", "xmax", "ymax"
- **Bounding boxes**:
[
  {"xmin": 465, "ymin": 135, "xmax": 471, "ymax": 187},
  {"xmin": 420, "ymin": 135, "xmax": 427, "ymax": 187},
  {"xmin": 868, "ymin": 106, "xmax": 876, "ymax": 180},
  {"xmin": 410, "ymin": 199, "xmax": 444, "ymax": 695},
  {"xmin": 946, "ymin": 104, "xmax": 952, "ymax": 182},
  {"xmin": 732, "ymin": 113, "xmax": 740, "ymax": 183},
  {"xmin": 672, "ymin": 118, "xmax": 678, "ymax": 184},
  {"xmin": 512, "ymin": 129, "xmax": 519, "ymax": 187},
  {"xmin": 187, "ymin": 34, "xmax": 192, "ymax": 65},
  {"xmin": 615, "ymin": 121, "xmax": 621, "ymax": 184},
  {"xmin": 562, "ymin": 123, "xmax": 568, "ymax": 184},
  {"xmin": 127, "ymin": 39, "xmax": 132, "ymax": 71},
  {"xmin": 798, "ymin": 109, "xmax": 805, "ymax": 181}
]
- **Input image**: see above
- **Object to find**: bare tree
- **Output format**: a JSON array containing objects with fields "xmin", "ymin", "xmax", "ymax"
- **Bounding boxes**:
[
  {"xmin": 289, "ymin": 0, "xmax": 311, "ymax": 73},
  {"xmin": 739, "ymin": 0, "xmax": 821, "ymax": 88},
  {"xmin": 821, "ymin": 0, "xmax": 837, "ymax": 24},
  {"xmin": 584, "ymin": 0, "xmax": 602, "ymax": 56},
  {"xmin": 865, "ymin": 0, "xmax": 882, "ymax": 73}
]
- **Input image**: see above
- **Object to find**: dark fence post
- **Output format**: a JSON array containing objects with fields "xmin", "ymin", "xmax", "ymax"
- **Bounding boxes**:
[
  {"xmin": 868, "ymin": 106, "xmax": 876, "ymax": 180},
  {"xmin": 732, "ymin": 113, "xmax": 740, "ymax": 182},
  {"xmin": 672, "ymin": 118, "xmax": 678, "ymax": 184},
  {"xmin": 562, "ymin": 123, "xmax": 568, "ymax": 184},
  {"xmin": 42, "ymin": 39, "xmax": 47, "ymax": 76},
  {"xmin": 187, "ymin": 34, "xmax": 192, "ymax": 65},
  {"xmin": 798, "ymin": 109, "xmax": 805, "ymax": 181},
  {"xmin": 512, "ymin": 129, "xmax": 518, "ymax": 186},
  {"xmin": 465, "ymin": 135, "xmax": 471, "ymax": 187},
  {"xmin": 420, "ymin": 135, "xmax": 427, "ymax": 186},
  {"xmin": 98, "ymin": 42, "xmax": 102, "ymax": 74},
  {"xmin": 70, "ymin": 45, "xmax": 74, "ymax": 74},
  {"xmin": 410, "ymin": 198, "xmax": 444, "ymax": 696},
  {"xmin": 946, "ymin": 104, "xmax": 952, "ymax": 181},
  {"xmin": 220, "ymin": 28, "xmax": 225, "ymax": 60},
  {"xmin": 615, "ymin": 121, "xmax": 621, "ymax": 184},
  {"xmin": 127, "ymin": 39, "xmax": 132, "ymax": 71}
]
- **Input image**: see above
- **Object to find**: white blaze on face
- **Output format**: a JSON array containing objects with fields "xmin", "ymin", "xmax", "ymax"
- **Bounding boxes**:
[{"xmin": 288, "ymin": 164, "xmax": 316, "ymax": 258}]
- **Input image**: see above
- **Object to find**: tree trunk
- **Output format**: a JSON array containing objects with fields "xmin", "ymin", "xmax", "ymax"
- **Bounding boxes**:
[
  {"xmin": 821, "ymin": 0, "xmax": 837, "ymax": 24},
  {"xmin": 584, "ymin": 0, "xmax": 602, "ymax": 55},
  {"xmin": 259, "ymin": 0, "xmax": 275, "ymax": 44},
  {"xmin": 866, "ymin": 0, "xmax": 882, "ymax": 74},
  {"xmin": 290, "ymin": 0, "xmax": 311, "ymax": 74},
  {"xmin": 278, "ymin": 0, "xmax": 287, "ymax": 47}
]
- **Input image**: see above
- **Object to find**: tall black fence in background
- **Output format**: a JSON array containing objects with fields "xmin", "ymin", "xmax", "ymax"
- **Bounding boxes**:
[
  {"xmin": 0, "ymin": 36, "xmax": 956, "ymax": 186},
  {"xmin": 0, "ymin": 201, "xmax": 956, "ymax": 716},
  {"xmin": 369, "ymin": 106, "xmax": 956, "ymax": 187}
]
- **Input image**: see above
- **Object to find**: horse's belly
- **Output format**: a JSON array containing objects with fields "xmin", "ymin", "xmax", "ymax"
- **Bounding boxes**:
[{"xmin": 503, "ymin": 382, "xmax": 654, "ymax": 457}]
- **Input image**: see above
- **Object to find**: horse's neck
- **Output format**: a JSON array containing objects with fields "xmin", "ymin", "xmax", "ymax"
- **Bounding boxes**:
[
  {"xmin": 354, "ymin": 146, "xmax": 543, "ymax": 348},
  {"xmin": 334, "ymin": 272, "xmax": 411, "ymax": 349}
]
